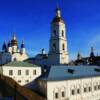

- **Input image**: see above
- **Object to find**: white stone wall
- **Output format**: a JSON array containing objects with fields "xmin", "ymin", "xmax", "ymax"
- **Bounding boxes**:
[
  {"xmin": 12, "ymin": 46, "xmax": 18, "ymax": 53},
  {"xmin": 39, "ymin": 77, "xmax": 100, "ymax": 100},
  {"xmin": 2, "ymin": 66, "xmax": 41, "ymax": 86},
  {"xmin": 12, "ymin": 53, "xmax": 28, "ymax": 61},
  {"xmin": 8, "ymin": 47, "xmax": 12, "ymax": 53},
  {"xmin": 0, "ymin": 51, "xmax": 28, "ymax": 65}
]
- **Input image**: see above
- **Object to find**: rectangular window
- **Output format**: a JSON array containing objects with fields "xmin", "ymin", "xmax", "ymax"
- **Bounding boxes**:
[
  {"xmin": 62, "ymin": 91, "xmax": 65, "ymax": 97},
  {"xmin": 18, "ymin": 70, "xmax": 21, "ymax": 75},
  {"xmin": 33, "ymin": 70, "xmax": 36, "ymax": 75},
  {"xmin": 98, "ymin": 85, "xmax": 100, "ymax": 89},
  {"xmin": 94, "ymin": 85, "xmax": 97, "ymax": 91},
  {"xmin": 89, "ymin": 87, "xmax": 92, "ymax": 92},
  {"xmin": 9, "ymin": 70, "xmax": 13, "ymax": 75},
  {"xmin": 26, "ymin": 70, "xmax": 29, "ymax": 75},
  {"xmin": 72, "ymin": 90, "xmax": 75, "ymax": 95},
  {"xmin": 77, "ymin": 89, "xmax": 80, "ymax": 94},
  {"xmin": 84, "ymin": 88, "xmax": 87, "ymax": 92},
  {"xmin": 18, "ymin": 80, "xmax": 21, "ymax": 83},
  {"xmin": 26, "ymin": 80, "xmax": 29, "ymax": 83},
  {"xmin": 55, "ymin": 93, "xmax": 58, "ymax": 99}
]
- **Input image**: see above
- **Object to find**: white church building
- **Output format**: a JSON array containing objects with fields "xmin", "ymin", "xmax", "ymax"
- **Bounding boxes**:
[{"xmin": 0, "ymin": 33, "xmax": 28, "ymax": 65}]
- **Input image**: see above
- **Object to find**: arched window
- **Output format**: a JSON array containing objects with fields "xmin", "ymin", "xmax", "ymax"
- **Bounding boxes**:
[
  {"xmin": 94, "ymin": 82, "xmax": 98, "ymax": 91},
  {"xmin": 71, "ymin": 85, "xmax": 76, "ymax": 95},
  {"xmin": 62, "ymin": 44, "xmax": 65, "ymax": 50},
  {"xmin": 53, "ymin": 88, "xmax": 59, "ymax": 99},
  {"xmin": 83, "ymin": 84, "xmax": 88, "ymax": 93},
  {"xmin": 14, "ymin": 58, "xmax": 17, "ymax": 61},
  {"xmin": 61, "ymin": 86, "xmax": 66, "ymax": 98},
  {"xmin": 53, "ymin": 43, "xmax": 56, "ymax": 51},
  {"xmin": 53, "ymin": 30, "xmax": 56, "ymax": 36},
  {"xmin": 77, "ymin": 85, "xmax": 81, "ymax": 94},
  {"xmin": 62, "ymin": 30, "xmax": 64, "ymax": 37}
]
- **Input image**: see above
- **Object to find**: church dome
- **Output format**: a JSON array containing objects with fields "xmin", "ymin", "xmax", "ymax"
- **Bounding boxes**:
[
  {"xmin": 52, "ymin": 7, "xmax": 64, "ymax": 23},
  {"xmin": 11, "ymin": 39, "xmax": 18, "ymax": 46},
  {"xmin": 21, "ymin": 40, "xmax": 25, "ymax": 48},
  {"xmin": 2, "ymin": 42, "xmax": 7, "ymax": 51},
  {"xmin": 11, "ymin": 33, "xmax": 18, "ymax": 46},
  {"xmin": 8, "ymin": 41, "xmax": 11, "ymax": 47},
  {"xmin": 52, "ymin": 16, "xmax": 64, "ymax": 23}
]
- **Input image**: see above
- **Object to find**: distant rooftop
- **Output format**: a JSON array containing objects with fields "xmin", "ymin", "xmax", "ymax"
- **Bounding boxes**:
[
  {"xmin": 39, "ymin": 65, "xmax": 100, "ymax": 81},
  {"xmin": 4, "ymin": 61, "xmax": 39, "ymax": 67}
]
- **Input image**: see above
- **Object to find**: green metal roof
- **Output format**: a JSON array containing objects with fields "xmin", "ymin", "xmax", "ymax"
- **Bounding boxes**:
[{"xmin": 4, "ymin": 61, "xmax": 39, "ymax": 67}]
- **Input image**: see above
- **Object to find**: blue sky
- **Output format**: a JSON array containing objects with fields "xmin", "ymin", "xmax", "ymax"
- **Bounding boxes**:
[{"xmin": 0, "ymin": 0, "xmax": 100, "ymax": 60}]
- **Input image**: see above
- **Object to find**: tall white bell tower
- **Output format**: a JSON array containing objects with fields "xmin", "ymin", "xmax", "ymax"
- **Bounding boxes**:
[{"xmin": 48, "ymin": 7, "xmax": 69, "ymax": 65}]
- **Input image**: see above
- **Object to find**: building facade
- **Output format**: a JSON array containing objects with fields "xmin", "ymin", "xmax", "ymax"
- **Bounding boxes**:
[
  {"xmin": 34, "ymin": 66, "xmax": 100, "ymax": 100},
  {"xmin": 0, "ymin": 61, "xmax": 41, "ymax": 85}
]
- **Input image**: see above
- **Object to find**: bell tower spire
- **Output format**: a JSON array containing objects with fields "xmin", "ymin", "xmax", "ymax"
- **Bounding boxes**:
[
  {"xmin": 48, "ymin": 7, "xmax": 69, "ymax": 65},
  {"xmin": 56, "ymin": 5, "xmax": 61, "ymax": 17},
  {"xmin": 13, "ymin": 33, "xmax": 16, "ymax": 40},
  {"xmin": 11, "ymin": 32, "xmax": 18, "ymax": 46}
]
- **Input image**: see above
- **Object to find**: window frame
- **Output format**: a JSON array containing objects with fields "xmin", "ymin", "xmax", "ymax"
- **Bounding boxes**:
[
  {"xmin": 26, "ymin": 70, "xmax": 29, "ymax": 75},
  {"xmin": 71, "ymin": 89, "xmax": 75, "ymax": 95},
  {"xmin": 53, "ymin": 30, "xmax": 56, "ymax": 37},
  {"xmin": 25, "ymin": 80, "xmax": 29, "ymax": 83},
  {"xmin": 88, "ymin": 86, "xmax": 92, "ymax": 92},
  {"xmin": 77, "ymin": 88, "xmax": 80, "ymax": 94},
  {"xmin": 62, "ymin": 43, "xmax": 65, "ymax": 50},
  {"xmin": 33, "ymin": 70, "xmax": 36, "ymax": 75},
  {"xmin": 9, "ymin": 70, "xmax": 13, "ymax": 76},
  {"xmin": 55, "ymin": 92, "xmax": 59, "ymax": 99},
  {"xmin": 18, "ymin": 80, "xmax": 21, "ymax": 83},
  {"xmin": 18, "ymin": 70, "xmax": 21, "ymax": 75},
  {"xmin": 62, "ymin": 30, "xmax": 64, "ymax": 37},
  {"xmin": 52, "ymin": 43, "xmax": 56, "ymax": 51},
  {"xmin": 84, "ymin": 87, "xmax": 87, "ymax": 93},
  {"xmin": 61, "ymin": 91, "xmax": 65, "ymax": 97}
]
